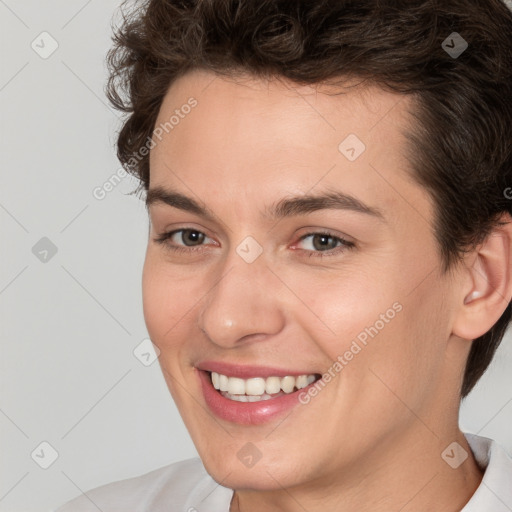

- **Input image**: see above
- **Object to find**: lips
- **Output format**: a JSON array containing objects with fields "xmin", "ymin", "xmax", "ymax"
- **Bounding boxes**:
[
  {"xmin": 195, "ymin": 363, "xmax": 322, "ymax": 425},
  {"xmin": 195, "ymin": 361, "xmax": 319, "ymax": 379}
]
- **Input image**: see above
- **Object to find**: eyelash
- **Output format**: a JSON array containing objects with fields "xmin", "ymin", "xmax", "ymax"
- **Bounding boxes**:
[{"xmin": 154, "ymin": 228, "xmax": 355, "ymax": 258}]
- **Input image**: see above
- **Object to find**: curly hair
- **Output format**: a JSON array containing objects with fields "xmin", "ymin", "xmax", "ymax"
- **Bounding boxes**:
[{"xmin": 106, "ymin": 0, "xmax": 512, "ymax": 398}]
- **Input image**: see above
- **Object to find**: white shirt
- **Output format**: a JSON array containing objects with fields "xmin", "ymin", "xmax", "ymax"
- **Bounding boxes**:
[{"xmin": 55, "ymin": 433, "xmax": 512, "ymax": 511}]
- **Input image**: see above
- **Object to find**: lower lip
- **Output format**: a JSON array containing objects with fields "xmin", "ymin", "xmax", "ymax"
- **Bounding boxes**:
[{"xmin": 197, "ymin": 370, "xmax": 318, "ymax": 425}]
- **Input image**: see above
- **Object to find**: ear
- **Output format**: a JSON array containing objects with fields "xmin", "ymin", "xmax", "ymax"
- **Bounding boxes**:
[{"xmin": 452, "ymin": 212, "xmax": 512, "ymax": 341}]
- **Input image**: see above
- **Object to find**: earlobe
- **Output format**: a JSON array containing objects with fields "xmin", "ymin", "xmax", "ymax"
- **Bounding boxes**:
[{"xmin": 453, "ymin": 213, "xmax": 512, "ymax": 341}]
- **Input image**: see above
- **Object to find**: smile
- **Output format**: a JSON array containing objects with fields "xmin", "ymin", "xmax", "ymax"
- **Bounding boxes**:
[
  {"xmin": 211, "ymin": 371, "xmax": 318, "ymax": 402},
  {"xmin": 196, "ymin": 365, "xmax": 323, "ymax": 425}
]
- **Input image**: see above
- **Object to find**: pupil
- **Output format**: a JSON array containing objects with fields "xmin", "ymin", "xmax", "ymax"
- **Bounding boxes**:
[
  {"xmin": 184, "ymin": 230, "xmax": 204, "ymax": 246},
  {"xmin": 313, "ymin": 234, "xmax": 335, "ymax": 251}
]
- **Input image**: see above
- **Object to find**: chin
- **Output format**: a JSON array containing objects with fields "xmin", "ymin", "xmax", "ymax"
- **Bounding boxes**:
[
  {"xmin": 208, "ymin": 466, "xmax": 294, "ymax": 492},
  {"xmin": 201, "ymin": 451, "xmax": 307, "ymax": 491}
]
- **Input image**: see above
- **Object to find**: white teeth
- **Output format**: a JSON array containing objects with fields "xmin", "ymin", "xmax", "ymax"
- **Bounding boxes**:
[
  {"xmin": 211, "ymin": 372, "xmax": 220, "ymax": 389},
  {"xmin": 219, "ymin": 374, "xmax": 229, "ymax": 392},
  {"xmin": 222, "ymin": 391, "xmax": 275, "ymax": 402},
  {"xmin": 210, "ymin": 371, "xmax": 318, "ymax": 397},
  {"xmin": 265, "ymin": 376, "xmax": 281, "ymax": 394},
  {"xmin": 227, "ymin": 377, "xmax": 245, "ymax": 395},
  {"xmin": 229, "ymin": 394, "xmax": 249, "ymax": 402},
  {"xmin": 295, "ymin": 375, "xmax": 309, "ymax": 389},
  {"xmin": 245, "ymin": 377, "xmax": 266, "ymax": 395},
  {"xmin": 280, "ymin": 376, "xmax": 295, "ymax": 393}
]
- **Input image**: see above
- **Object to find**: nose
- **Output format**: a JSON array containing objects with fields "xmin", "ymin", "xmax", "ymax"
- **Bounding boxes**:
[{"xmin": 197, "ymin": 252, "xmax": 286, "ymax": 348}]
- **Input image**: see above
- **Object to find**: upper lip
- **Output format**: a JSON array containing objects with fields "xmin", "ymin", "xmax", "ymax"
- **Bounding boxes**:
[{"xmin": 195, "ymin": 361, "xmax": 319, "ymax": 379}]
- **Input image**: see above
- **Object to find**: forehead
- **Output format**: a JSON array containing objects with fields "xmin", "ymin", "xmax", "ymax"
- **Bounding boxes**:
[
  {"xmin": 149, "ymin": 69, "xmax": 432, "ymax": 229},
  {"xmin": 153, "ymin": 70, "xmax": 412, "ymax": 150}
]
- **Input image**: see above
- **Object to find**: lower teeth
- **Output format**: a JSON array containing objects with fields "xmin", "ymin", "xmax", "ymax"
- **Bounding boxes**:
[{"xmin": 220, "ymin": 390, "xmax": 286, "ymax": 402}]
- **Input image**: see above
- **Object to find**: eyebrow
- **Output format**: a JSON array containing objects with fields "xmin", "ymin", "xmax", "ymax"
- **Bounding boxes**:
[{"xmin": 145, "ymin": 186, "xmax": 385, "ymax": 222}]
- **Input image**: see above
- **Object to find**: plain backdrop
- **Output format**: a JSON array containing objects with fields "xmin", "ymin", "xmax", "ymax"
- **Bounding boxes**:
[{"xmin": 1, "ymin": 1, "xmax": 511, "ymax": 511}]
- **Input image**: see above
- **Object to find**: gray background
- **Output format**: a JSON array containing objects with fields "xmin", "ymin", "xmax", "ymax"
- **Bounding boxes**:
[{"xmin": 1, "ymin": 1, "xmax": 511, "ymax": 511}]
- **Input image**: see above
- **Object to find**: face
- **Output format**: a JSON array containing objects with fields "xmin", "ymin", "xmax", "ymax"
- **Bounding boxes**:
[{"xmin": 143, "ymin": 69, "xmax": 463, "ymax": 491}]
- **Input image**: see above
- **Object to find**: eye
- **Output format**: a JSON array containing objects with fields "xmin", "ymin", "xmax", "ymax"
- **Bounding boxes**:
[
  {"xmin": 154, "ymin": 228, "xmax": 215, "ymax": 253},
  {"xmin": 154, "ymin": 228, "xmax": 355, "ymax": 258},
  {"xmin": 293, "ymin": 231, "xmax": 355, "ymax": 257}
]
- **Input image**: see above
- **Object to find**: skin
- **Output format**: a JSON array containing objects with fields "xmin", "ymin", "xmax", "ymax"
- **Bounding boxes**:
[{"xmin": 142, "ymin": 69, "xmax": 512, "ymax": 511}]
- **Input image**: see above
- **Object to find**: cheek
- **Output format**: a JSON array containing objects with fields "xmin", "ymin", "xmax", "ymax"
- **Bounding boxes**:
[
  {"xmin": 290, "ymin": 261, "xmax": 448, "ymax": 400},
  {"xmin": 141, "ymin": 253, "xmax": 198, "ymax": 348},
  {"xmin": 352, "ymin": 280, "xmax": 452, "ymax": 412},
  {"xmin": 283, "ymin": 265, "xmax": 394, "ymax": 359}
]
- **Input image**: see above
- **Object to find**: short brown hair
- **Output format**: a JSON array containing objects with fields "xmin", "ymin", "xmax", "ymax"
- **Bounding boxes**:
[{"xmin": 106, "ymin": 0, "xmax": 512, "ymax": 398}]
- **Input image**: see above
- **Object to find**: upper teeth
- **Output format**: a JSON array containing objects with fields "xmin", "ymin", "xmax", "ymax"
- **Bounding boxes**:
[{"xmin": 211, "ymin": 372, "xmax": 317, "ymax": 396}]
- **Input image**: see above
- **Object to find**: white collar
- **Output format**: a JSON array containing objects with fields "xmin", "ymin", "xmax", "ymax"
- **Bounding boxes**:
[{"xmin": 461, "ymin": 432, "xmax": 512, "ymax": 511}]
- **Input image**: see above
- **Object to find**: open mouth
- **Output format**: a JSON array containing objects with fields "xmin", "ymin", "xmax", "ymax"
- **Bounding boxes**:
[{"xmin": 208, "ymin": 371, "xmax": 322, "ymax": 402}]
